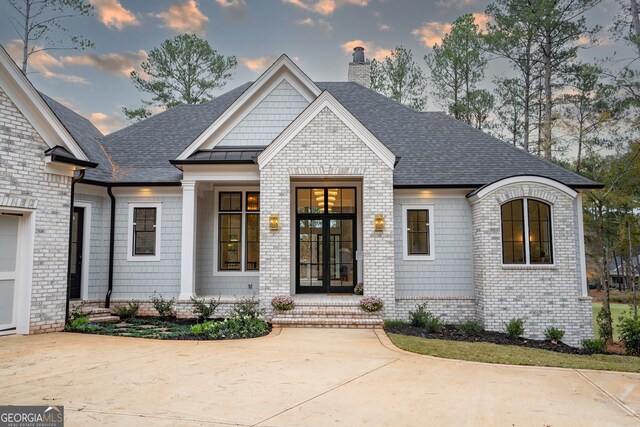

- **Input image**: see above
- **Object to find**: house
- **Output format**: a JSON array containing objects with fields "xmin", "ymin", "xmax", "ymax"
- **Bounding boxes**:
[
  {"xmin": 608, "ymin": 256, "xmax": 639, "ymax": 289},
  {"xmin": 0, "ymin": 46, "xmax": 600, "ymax": 345}
]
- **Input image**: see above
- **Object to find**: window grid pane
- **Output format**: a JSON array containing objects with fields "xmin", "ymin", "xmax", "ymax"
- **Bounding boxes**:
[
  {"xmin": 528, "ymin": 200, "xmax": 553, "ymax": 264},
  {"xmin": 219, "ymin": 213, "xmax": 242, "ymax": 270},
  {"xmin": 133, "ymin": 208, "xmax": 156, "ymax": 256},
  {"xmin": 246, "ymin": 192, "xmax": 260, "ymax": 211},
  {"xmin": 501, "ymin": 200, "xmax": 525, "ymax": 264},
  {"xmin": 407, "ymin": 209, "xmax": 430, "ymax": 255},
  {"xmin": 246, "ymin": 213, "xmax": 260, "ymax": 271},
  {"xmin": 220, "ymin": 192, "xmax": 242, "ymax": 212}
]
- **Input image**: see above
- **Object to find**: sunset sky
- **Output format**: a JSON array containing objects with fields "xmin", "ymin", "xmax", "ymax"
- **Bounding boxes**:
[{"xmin": 0, "ymin": 0, "xmax": 628, "ymax": 135}]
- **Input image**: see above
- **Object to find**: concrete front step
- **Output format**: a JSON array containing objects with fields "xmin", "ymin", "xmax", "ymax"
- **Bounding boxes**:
[{"xmin": 278, "ymin": 307, "xmax": 380, "ymax": 317}]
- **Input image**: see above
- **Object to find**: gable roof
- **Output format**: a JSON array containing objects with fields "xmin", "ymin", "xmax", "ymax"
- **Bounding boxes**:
[
  {"xmin": 0, "ymin": 45, "xmax": 91, "ymax": 162},
  {"xmin": 318, "ymin": 82, "xmax": 599, "ymax": 189}
]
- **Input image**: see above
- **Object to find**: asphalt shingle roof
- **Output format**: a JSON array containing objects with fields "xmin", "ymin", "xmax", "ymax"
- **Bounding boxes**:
[{"xmin": 46, "ymin": 79, "xmax": 599, "ymax": 189}]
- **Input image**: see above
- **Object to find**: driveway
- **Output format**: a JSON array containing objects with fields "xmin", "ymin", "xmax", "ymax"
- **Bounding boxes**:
[{"xmin": 0, "ymin": 328, "xmax": 638, "ymax": 426}]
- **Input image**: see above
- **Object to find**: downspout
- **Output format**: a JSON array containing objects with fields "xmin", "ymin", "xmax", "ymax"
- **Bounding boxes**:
[
  {"xmin": 106, "ymin": 186, "xmax": 115, "ymax": 308},
  {"xmin": 65, "ymin": 169, "xmax": 85, "ymax": 325}
]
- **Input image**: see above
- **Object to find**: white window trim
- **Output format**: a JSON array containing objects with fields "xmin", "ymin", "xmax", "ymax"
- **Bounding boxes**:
[
  {"xmin": 500, "ymin": 198, "xmax": 556, "ymax": 268},
  {"xmin": 127, "ymin": 202, "xmax": 162, "ymax": 262},
  {"xmin": 74, "ymin": 201, "xmax": 92, "ymax": 299},
  {"xmin": 213, "ymin": 187, "xmax": 260, "ymax": 276},
  {"xmin": 402, "ymin": 204, "xmax": 435, "ymax": 261}
]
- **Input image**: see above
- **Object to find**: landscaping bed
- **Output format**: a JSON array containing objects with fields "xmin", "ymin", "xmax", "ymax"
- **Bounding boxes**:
[{"xmin": 385, "ymin": 322, "xmax": 596, "ymax": 355}]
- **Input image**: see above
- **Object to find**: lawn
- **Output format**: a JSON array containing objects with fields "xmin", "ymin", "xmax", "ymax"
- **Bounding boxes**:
[
  {"xmin": 388, "ymin": 333, "xmax": 640, "ymax": 373},
  {"xmin": 592, "ymin": 302, "xmax": 632, "ymax": 341}
]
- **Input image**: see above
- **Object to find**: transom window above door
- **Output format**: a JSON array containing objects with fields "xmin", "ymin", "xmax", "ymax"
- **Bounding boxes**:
[{"xmin": 296, "ymin": 188, "xmax": 355, "ymax": 214}]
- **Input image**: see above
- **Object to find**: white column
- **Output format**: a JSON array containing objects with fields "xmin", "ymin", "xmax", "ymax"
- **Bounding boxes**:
[
  {"xmin": 576, "ymin": 193, "xmax": 588, "ymax": 296},
  {"xmin": 179, "ymin": 180, "xmax": 197, "ymax": 300}
]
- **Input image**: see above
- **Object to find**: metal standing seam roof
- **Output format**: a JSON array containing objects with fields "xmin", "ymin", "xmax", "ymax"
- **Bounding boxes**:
[{"xmin": 43, "ymin": 80, "xmax": 600, "ymax": 189}]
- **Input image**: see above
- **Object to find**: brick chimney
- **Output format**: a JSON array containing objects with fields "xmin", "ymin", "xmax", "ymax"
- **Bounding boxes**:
[{"xmin": 348, "ymin": 46, "xmax": 370, "ymax": 88}]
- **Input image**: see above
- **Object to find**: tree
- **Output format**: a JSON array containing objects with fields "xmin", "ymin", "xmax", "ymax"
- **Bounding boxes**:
[
  {"xmin": 124, "ymin": 34, "xmax": 238, "ymax": 121},
  {"xmin": 425, "ymin": 14, "xmax": 487, "ymax": 125},
  {"xmin": 6, "ymin": 0, "xmax": 94, "ymax": 73},
  {"xmin": 464, "ymin": 89, "xmax": 495, "ymax": 129},
  {"xmin": 559, "ymin": 63, "xmax": 612, "ymax": 173},
  {"xmin": 612, "ymin": 0, "xmax": 640, "ymax": 58},
  {"xmin": 485, "ymin": 0, "xmax": 543, "ymax": 152},
  {"xmin": 370, "ymin": 46, "xmax": 427, "ymax": 111},
  {"xmin": 493, "ymin": 78, "xmax": 525, "ymax": 145}
]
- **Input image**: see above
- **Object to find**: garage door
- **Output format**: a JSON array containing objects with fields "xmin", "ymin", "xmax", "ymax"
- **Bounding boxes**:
[{"xmin": 0, "ymin": 215, "xmax": 19, "ymax": 334}]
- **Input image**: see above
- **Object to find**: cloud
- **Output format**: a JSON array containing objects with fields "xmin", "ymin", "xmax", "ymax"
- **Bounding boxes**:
[
  {"xmin": 5, "ymin": 40, "xmax": 88, "ymax": 84},
  {"xmin": 471, "ymin": 12, "xmax": 491, "ymax": 32},
  {"xmin": 411, "ymin": 21, "xmax": 452, "ymax": 48},
  {"xmin": 86, "ymin": 112, "xmax": 126, "ymax": 134},
  {"xmin": 153, "ymin": 0, "xmax": 209, "ymax": 36},
  {"xmin": 377, "ymin": 23, "xmax": 390, "ymax": 31},
  {"xmin": 340, "ymin": 39, "xmax": 391, "ymax": 61},
  {"xmin": 239, "ymin": 55, "xmax": 277, "ymax": 72},
  {"xmin": 89, "ymin": 0, "xmax": 139, "ymax": 30},
  {"xmin": 61, "ymin": 50, "xmax": 147, "ymax": 77},
  {"xmin": 295, "ymin": 17, "xmax": 333, "ymax": 35},
  {"xmin": 215, "ymin": 0, "xmax": 246, "ymax": 9},
  {"xmin": 436, "ymin": 0, "xmax": 475, "ymax": 8},
  {"xmin": 283, "ymin": 0, "xmax": 368, "ymax": 16}
]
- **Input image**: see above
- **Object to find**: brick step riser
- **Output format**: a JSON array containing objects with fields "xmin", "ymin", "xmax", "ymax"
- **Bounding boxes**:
[
  {"xmin": 273, "ymin": 324, "xmax": 383, "ymax": 329},
  {"xmin": 272, "ymin": 318, "xmax": 383, "ymax": 325},
  {"xmin": 275, "ymin": 310, "xmax": 380, "ymax": 317}
]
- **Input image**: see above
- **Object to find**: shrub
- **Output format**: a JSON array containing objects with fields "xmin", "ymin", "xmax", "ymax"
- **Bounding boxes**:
[
  {"xmin": 353, "ymin": 283, "xmax": 364, "ymax": 295},
  {"xmin": 543, "ymin": 327, "xmax": 565, "ymax": 343},
  {"xmin": 271, "ymin": 295, "xmax": 295, "ymax": 311},
  {"xmin": 384, "ymin": 319, "xmax": 409, "ymax": 328},
  {"xmin": 505, "ymin": 318, "xmax": 525, "ymax": 339},
  {"xmin": 66, "ymin": 316, "xmax": 100, "ymax": 332},
  {"xmin": 70, "ymin": 301, "xmax": 86, "ymax": 321},
  {"xmin": 409, "ymin": 304, "xmax": 443, "ymax": 333},
  {"xmin": 582, "ymin": 338, "xmax": 606, "ymax": 353},
  {"xmin": 596, "ymin": 306, "xmax": 613, "ymax": 342},
  {"xmin": 191, "ymin": 295, "xmax": 221, "ymax": 323},
  {"xmin": 232, "ymin": 296, "xmax": 263, "ymax": 319},
  {"xmin": 150, "ymin": 292, "xmax": 175, "ymax": 318},
  {"xmin": 189, "ymin": 317, "xmax": 269, "ymax": 339},
  {"xmin": 456, "ymin": 319, "xmax": 484, "ymax": 336},
  {"xmin": 360, "ymin": 296, "xmax": 384, "ymax": 312},
  {"xmin": 618, "ymin": 313, "xmax": 640, "ymax": 356},
  {"xmin": 114, "ymin": 301, "xmax": 140, "ymax": 319}
]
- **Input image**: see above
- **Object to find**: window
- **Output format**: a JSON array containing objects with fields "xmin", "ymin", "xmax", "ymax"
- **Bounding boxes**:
[
  {"xmin": 402, "ymin": 205, "xmax": 435, "ymax": 260},
  {"xmin": 501, "ymin": 199, "xmax": 553, "ymax": 265},
  {"xmin": 217, "ymin": 190, "xmax": 260, "ymax": 272},
  {"xmin": 127, "ymin": 202, "xmax": 161, "ymax": 261}
]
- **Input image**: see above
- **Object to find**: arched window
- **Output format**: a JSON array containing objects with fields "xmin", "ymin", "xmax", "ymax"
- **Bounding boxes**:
[{"xmin": 501, "ymin": 199, "xmax": 553, "ymax": 265}]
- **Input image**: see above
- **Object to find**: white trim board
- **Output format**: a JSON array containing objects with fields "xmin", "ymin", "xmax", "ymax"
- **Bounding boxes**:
[
  {"xmin": 0, "ymin": 47, "xmax": 90, "ymax": 161},
  {"xmin": 177, "ymin": 55, "xmax": 320, "ymax": 160},
  {"xmin": 126, "ymin": 202, "xmax": 162, "ymax": 262},
  {"xmin": 258, "ymin": 91, "xmax": 396, "ymax": 170},
  {"xmin": 401, "ymin": 204, "xmax": 436, "ymax": 261},
  {"xmin": 469, "ymin": 176, "xmax": 578, "ymax": 202}
]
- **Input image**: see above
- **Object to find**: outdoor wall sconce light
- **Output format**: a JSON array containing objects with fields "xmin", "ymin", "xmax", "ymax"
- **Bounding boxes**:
[
  {"xmin": 269, "ymin": 214, "xmax": 280, "ymax": 231},
  {"xmin": 374, "ymin": 214, "xmax": 385, "ymax": 233}
]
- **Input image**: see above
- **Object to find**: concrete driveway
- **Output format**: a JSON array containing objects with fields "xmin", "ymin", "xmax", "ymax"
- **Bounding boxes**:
[{"xmin": 0, "ymin": 328, "xmax": 639, "ymax": 427}]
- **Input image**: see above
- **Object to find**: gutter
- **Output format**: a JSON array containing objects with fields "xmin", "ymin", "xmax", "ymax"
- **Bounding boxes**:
[
  {"xmin": 65, "ymin": 169, "xmax": 85, "ymax": 325},
  {"xmin": 106, "ymin": 186, "xmax": 115, "ymax": 308}
]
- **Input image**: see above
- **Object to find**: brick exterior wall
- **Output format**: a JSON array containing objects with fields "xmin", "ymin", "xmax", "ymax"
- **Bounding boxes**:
[
  {"xmin": 0, "ymin": 87, "xmax": 72, "ymax": 334},
  {"xmin": 259, "ymin": 106, "xmax": 395, "ymax": 318},
  {"xmin": 348, "ymin": 63, "xmax": 371, "ymax": 88},
  {"xmin": 471, "ymin": 182, "xmax": 593, "ymax": 346},
  {"xmin": 395, "ymin": 297, "xmax": 476, "ymax": 323}
]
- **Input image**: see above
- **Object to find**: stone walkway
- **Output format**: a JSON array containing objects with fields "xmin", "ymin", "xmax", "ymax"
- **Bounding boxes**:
[{"xmin": 0, "ymin": 328, "xmax": 639, "ymax": 426}]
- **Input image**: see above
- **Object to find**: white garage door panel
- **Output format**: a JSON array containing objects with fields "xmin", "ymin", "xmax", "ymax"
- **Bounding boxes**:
[{"xmin": 0, "ymin": 215, "xmax": 19, "ymax": 332}]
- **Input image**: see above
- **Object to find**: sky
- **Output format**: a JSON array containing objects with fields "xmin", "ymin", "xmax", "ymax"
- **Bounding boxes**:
[{"xmin": 0, "ymin": 0, "xmax": 630, "ymax": 135}]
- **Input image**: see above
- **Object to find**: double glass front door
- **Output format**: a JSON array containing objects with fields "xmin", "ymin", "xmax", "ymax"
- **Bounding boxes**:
[{"xmin": 296, "ymin": 188, "xmax": 356, "ymax": 294}]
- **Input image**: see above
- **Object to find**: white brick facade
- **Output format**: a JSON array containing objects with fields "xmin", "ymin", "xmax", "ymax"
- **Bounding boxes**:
[
  {"xmin": 0, "ymin": 87, "xmax": 72, "ymax": 333},
  {"xmin": 471, "ymin": 181, "xmax": 593, "ymax": 346},
  {"xmin": 259, "ymin": 106, "xmax": 395, "ymax": 317}
]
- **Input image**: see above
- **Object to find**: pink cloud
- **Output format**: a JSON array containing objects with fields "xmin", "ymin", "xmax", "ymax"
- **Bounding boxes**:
[
  {"xmin": 89, "ymin": 0, "xmax": 139, "ymax": 30},
  {"xmin": 340, "ymin": 40, "xmax": 391, "ymax": 61},
  {"xmin": 411, "ymin": 21, "xmax": 452, "ymax": 48},
  {"xmin": 154, "ymin": 0, "xmax": 209, "ymax": 36},
  {"xmin": 62, "ymin": 50, "xmax": 147, "ymax": 77},
  {"xmin": 239, "ymin": 55, "xmax": 277, "ymax": 73},
  {"xmin": 86, "ymin": 112, "xmax": 126, "ymax": 134},
  {"xmin": 5, "ymin": 40, "xmax": 88, "ymax": 84},
  {"xmin": 283, "ymin": 0, "xmax": 368, "ymax": 15}
]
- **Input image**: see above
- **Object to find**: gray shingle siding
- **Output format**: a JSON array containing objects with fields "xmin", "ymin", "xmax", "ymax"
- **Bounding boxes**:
[{"xmin": 74, "ymin": 193, "xmax": 109, "ymax": 300}]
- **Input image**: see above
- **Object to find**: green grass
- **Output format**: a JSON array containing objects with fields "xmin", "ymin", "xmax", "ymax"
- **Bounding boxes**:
[
  {"xmin": 592, "ymin": 302, "xmax": 632, "ymax": 341},
  {"xmin": 388, "ymin": 333, "xmax": 640, "ymax": 373}
]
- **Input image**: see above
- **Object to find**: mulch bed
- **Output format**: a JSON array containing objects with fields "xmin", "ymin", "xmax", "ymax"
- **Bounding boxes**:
[{"xmin": 385, "ymin": 324, "xmax": 603, "ymax": 355}]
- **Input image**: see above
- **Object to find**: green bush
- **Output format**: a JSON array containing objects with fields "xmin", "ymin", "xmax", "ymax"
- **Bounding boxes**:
[
  {"xmin": 543, "ymin": 327, "xmax": 565, "ymax": 342},
  {"xmin": 66, "ymin": 316, "xmax": 100, "ymax": 332},
  {"xmin": 190, "ymin": 295, "xmax": 220, "ymax": 322},
  {"xmin": 384, "ymin": 319, "xmax": 409, "ymax": 328},
  {"xmin": 596, "ymin": 306, "xmax": 613, "ymax": 342},
  {"xmin": 114, "ymin": 301, "xmax": 140, "ymax": 319},
  {"xmin": 582, "ymin": 338, "xmax": 606, "ymax": 353},
  {"xmin": 70, "ymin": 302, "xmax": 86, "ymax": 321},
  {"xmin": 150, "ymin": 292, "xmax": 175, "ymax": 318},
  {"xmin": 618, "ymin": 313, "xmax": 640, "ymax": 356},
  {"xmin": 409, "ymin": 304, "xmax": 443, "ymax": 333},
  {"xmin": 505, "ymin": 318, "xmax": 525, "ymax": 339},
  {"xmin": 189, "ymin": 317, "xmax": 268, "ymax": 339},
  {"xmin": 232, "ymin": 296, "xmax": 263, "ymax": 319},
  {"xmin": 456, "ymin": 320, "xmax": 484, "ymax": 336}
]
